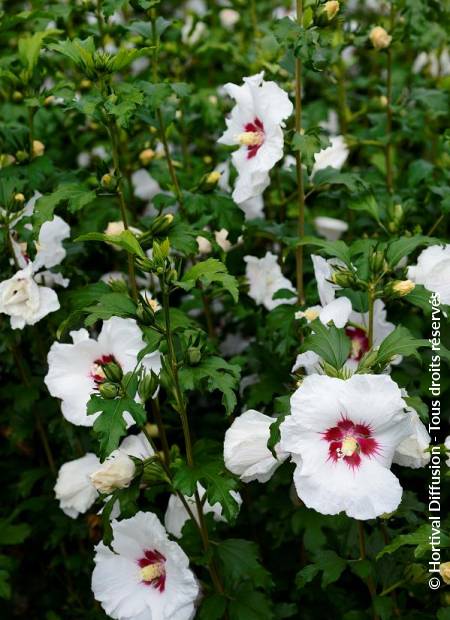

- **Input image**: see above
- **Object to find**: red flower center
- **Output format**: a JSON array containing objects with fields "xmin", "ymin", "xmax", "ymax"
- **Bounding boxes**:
[
  {"xmin": 90, "ymin": 354, "xmax": 118, "ymax": 384},
  {"xmin": 138, "ymin": 549, "xmax": 166, "ymax": 592},
  {"xmin": 322, "ymin": 417, "xmax": 379, "ymax": 469},
  {"xmin": 345, "ymin": 326, "xmax": 369, "ymax": 361},
  {"xmin": 244, "ymin": 117, "xmax": 265, "ymax": 159}
]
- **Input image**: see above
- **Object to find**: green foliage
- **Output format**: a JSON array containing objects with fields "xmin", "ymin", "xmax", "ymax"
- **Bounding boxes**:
[{"xmin": 179, "ymin": 258, "xmax": 239, "ymax": 303}]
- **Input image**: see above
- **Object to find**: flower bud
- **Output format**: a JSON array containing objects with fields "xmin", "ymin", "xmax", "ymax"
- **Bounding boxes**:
[
  {"xmin": 90, "ymin": 451, "xmax": 136, "ymax": 493},
  {"xmin": 139, "ymin": 148, "xmax": 155, "ymax": 166},
  {"xmin": 323, "ymin": 1, "xmax": 340, "ymax": 21},
  {"xmin": 196, "ymin": 235, "xmax": 212, "ymax": 254},
  {"xmin": 379, "ymin": 95, "xmax": 388, "ymax": 107},
  {"xmin": 142, "ymin": 458, "xmax": 170, "ymax": 484},
  {"xmin": 384, "ymin": 279, "xmax": 415, "ymax": 299},
  {"xmin": 101, "ymin": 173, "xmax": 116, "ymax": 189},
  {"xmin": 330, "ymin": 271, "xmax": 357, "ymax": 288},
  {"xmin": 99, "ymin": 382, "xmax": 120, "ymax": 399},
  {"xmin": 32, "ymin": 140, "xmax": 45, "ymax": 158},
  {"xmin": 206, "ymin": 170, "xmax": 221, "ymax": 185},
  {"xmin": 80, "ymin": 79, "xmax": 92, "ymax": 90},
  {"xmin": 0, "ymin": 154, "xmax": 15, "ymax": 168},
  {"xmin": 14, "ymin": 193, "xmax": 25, "ymax": 203},
  {"xmin": 440, "ymin": 562, "xmax": 450, "ymax": 585},
  {"xmin": 150, "ymin": 213, "xmax": 174, "ymax": 235},
  {"xmin": 145, "ymin": 423, "xmax": 159, "ymax": 438},
  {"xmin": 369, "ymin": 249, "xmax": 386, "ymax": 274},
  {"xmin": 13, "ymin": 91, "xmax": 23, "ymax": 102},
  {"xmin": 44, "ymin": 95, "xmax": 55, "ymax": 106},
  {"xmin": 188, "ymin": 346, "xmax": 202, "ymax": 366},
  {"xmin": 369, "ymin": 26, "xmax": 392, "ymax": 50},
  {"xmin": 138, "ymin": 371, "xmax": 159, "ymax": 402},
  {"xmin": 103, "ymin": 361, "xmax": 123, "ymax": 383}
]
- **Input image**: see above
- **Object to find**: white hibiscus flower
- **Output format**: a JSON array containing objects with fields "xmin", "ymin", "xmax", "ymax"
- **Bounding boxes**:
[
  {"xmin": 244, "ymin": 252, "xmax": 296, "ymax": 311},
  {"xmin": 393, "ymin": 405, "xmax": 430, "ymax": 469},
  {"xmin": 314, "ymin": 216, "xmax": 348, "ymax": 241},
  {"xmin": 407, "ymin": 245, "xmax": 450, "ymax": 305},
  {"xmin": 224, "ymin": 409, "xmax": 288, "ymax": 483},
  {"xmin": 311, "ymin": 135, "xmax": 349, "ymax": 178},
  {"xmin": 164, "ymin": 483, "xmax": 242, "ymax": 538},
  {"xmin": 279, "ymin": 374, "xmax": 412, "ymax": 520},
  {"xmin": 293, "ymin": 255, "xmax": 396, "ymax": 374},
  {"xmin": 32, "ymin": 216, "xmax": 71, "ymax": 270},
  {"xmin": 92, "ymin": 511, "xmax": 199, "ymax": 620},
  {"xmin": 218, "ymin": 72, "xmax": 293, "ymax": 203},
  {"xmin": 54, "ymin": 453, "xmax": 101, "ymax": 518},
  {"xmin": 0, "ymin": 263, "xmax": 60, "ymax": 329},
  {"xmin": 45, "ymin": 317, "xmax": 161, "ymax": 426}
]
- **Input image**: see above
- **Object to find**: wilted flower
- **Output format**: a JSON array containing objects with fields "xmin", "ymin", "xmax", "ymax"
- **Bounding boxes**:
[
  {"xmin": 91, "ymin": 451, "xmax": 136, "ymax": 494},
  {"xmin": 393, "ymin": 406, "xmax": 430, "ymax": 469},
  {"xmin": 407, "ymin": 245, "xmax": 450, "ymax": 304},
  {"xmin": 224, "ymin": 409, "xmax": 288, "ymax": 482},
  {"xmin": 279, "ymin": 374, "xmax": 412, "ymax": 519},
  {"xmin": 369, "ymin": 26, "xmax": 392, "ymax": 50},
  {"xmin": 0, "ymin": 263, "xmax": 60, "ymax": 329},
  {"xmin": 218, "ymin": 72, "xmax": 293, "ymax": 203},
  {"xmin": 244, "ymin": 252, "xmax": 296, "ymax": 311},
  {"xmin": 54, "ymin": 453, "xmax": 100, "ymax": 518},
  {"xmin": 92, "ymin": 512, "xmax": 199, "ymax": 620}
]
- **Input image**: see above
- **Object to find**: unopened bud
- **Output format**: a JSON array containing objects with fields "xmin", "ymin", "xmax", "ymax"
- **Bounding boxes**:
[
  {"xmin": 145, "ymin": 423, "xmax": 159, "ymax": 438},
  {"xmin": 369, "ymin": 249, "xmax": 386, "ymax": 274},
  {"xmin": 139, "ymin": 148, "xmax": 155, "ymax": 166},
  {"xmin": 150, "ymin": 213, "xmax": 174, "ymax": 235},
  {"xmin": 0, "ymin": 154, "xmax": 15, "ymax": 168},
  {"xmin": 138, "ymin": 371, "xmax": 159, "ymax": 402},
  {"xmin": 32, "ymin": 140, "xmax": 45, "ymax": 158},
  {"xmin": 44, "ymin": 95, "xmax": 55, "ymax": 106},
  {"xmin": 386, "ymin": 279, "xmax": 415, "ymax": 298},
  {"xmin": 439, "ymin": 563, "xmax": 450, "ymax": 585},
  {"xmin": 90, "ymin": 451, "xmax": 136, "ymax": 493},
  {"xmin": 99, "ymin": 382, "xmax": 120, "ymax": 399},
  {"xmin": 393, "ymin": 203, "xmax": 403, "ymax": 223},
  {"xmin": 80, "ymin": 78, "xmax": 92, "ymax": 90},
  {"xmin": 323, "ymin": 1, "xmax": 340, "ymax": 21},
  {"xmin": 206, "ymin": 170, "xmax": 221, "ymax": 184},
  {"xmin": 188, "ymin": 347, "xmax": 202, "ymax": 366},
  {"xmin": 331, "ymin": 271, "xmax": 356, "ymax": 288},
  {"xmin": 379, "ymin": 95, "xmax": 388, "ymax": 107},
  {"xmin": 14, "ymin": 193, "xmax": 25, "ymax": 203},
  {"xmin": 12, "ymin": 91, "xmax": 23, "ymax": 102},
  {"xmin": 369, "ymin": 26, "xmax": 392, "ymax": 50},
  {"xmin": 101, "ymin": 173, "xmax": 115, "ymax": 189},
  {"xmin": 103, "ymin": 361, "xmax": 123, "ymax": 383}
]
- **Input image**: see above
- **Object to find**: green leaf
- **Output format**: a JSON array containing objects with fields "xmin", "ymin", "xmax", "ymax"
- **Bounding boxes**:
[
  {"xmin": 18, "ymin": 31, "xmax": 55, "ymax": 76},
  {"xmin": 216, "ymin": 539, "xmax": 272, "ymax": 589},
  {"xmin": 386, "ymin": 236, "xmax": 438, "ymax": 268},
  {"xmin": 0, "ymin": 520, "xmax": 31, "ymax": 545},
  {"xmin": 292, "ymin": 236, "xmax": 352, "ymax": 267},
  {"xmin": 75, "ymin": 230, "xmax": 146, "ymax": 258},
  {"xmin": 0, "ymin": 570, "xmax": 11, "ymax": 600},
  {"xmin": 301, "ymin": 320, "xmax": 351, "ymax": 370},
  {"xmin": 180, "ymin": 258, "xmax": 239, "ymax": 302},
  {"xmin": 292, "ymin": 129, "xmax": 330, "ymax": 169},
  {"xmin": 227, "ymin": 585, "xmax": 274, "ymax": 620},
  {"xmin": 375, "ymin": 326, "xmax": 429, "ymax": 367},
  {"xmin": 85, "ymin": 293, "xmax": 137, "ymax": 326},
  {"xmin": 312, "ymin": 167, "xmax": 368, "ymax": 193},
  {"xmin": 377, "ymin": 524, "xmax": 450, "ymax": 560},
  {"xmin": 88, "ymin": 395, "xmax": 146, "ymax": 459},
  {"xmin": 34, "ymin": 183, "xmax": 96, "ymax": 225},
  {"xmin": 407, "ymin": 159, "xmax": 434, "ymax": 186},
  {"xmin": 404, "ymin": 284, "xmax": 433, "ymax": 314},
  {"xmin": 179, "ymin": 355, "xmax": 240, "ymax": 415},
  {"xmin": 198, "ymin": 595, "xmax": 228, "ymax": 620},
  {"xmin": 49, "ymin": 37, "xmax": 95, "ymax": 74},
  {"xmin": 296, "ymin": 551, "xmax": 347, "ymax": 589},
  {"xmin": 348, "ymin": 191, "xmax": 381, "ymax": 223}
]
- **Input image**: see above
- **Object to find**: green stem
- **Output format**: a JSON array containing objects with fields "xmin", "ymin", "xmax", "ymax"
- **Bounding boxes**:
[
  {"xmin": 108, "ymin": 122, "xmax": 139, "ymax": 301},
  {"xmin": 151, "ymin": 396, "xmax": 171, "ymax": 466},
  {"xmin": 161, "ymin": 284, "xmax": 224, "ymax": 595},
  {"xmin": 368, "ymin": 287, "xmax": 375, "ymax": 349},
  {"xmin": 357, "ymin": 521, "xmax": 379, "ymax": 620},
  {"xmin": 295, "ymin": 0, "xmax": 305, "ymax": 305},
  {"xmin": 427, "ymin": 214, "xmax": 444, "ymax": 236},
  {"xmin": 385, "ymin": 48, "xmax": 393, "ymax": 194},
  {"xmin": 28, "ymin": 107, "xmax": 34, "ymax": 160}
]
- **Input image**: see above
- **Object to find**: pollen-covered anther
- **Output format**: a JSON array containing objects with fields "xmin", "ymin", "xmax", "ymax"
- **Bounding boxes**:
[
  {"xmin": 236, "ymin": 131, "xmax": 264, "ymax": 147},
  {"xmin": 140, "ymin": 562, "xmax": 165, "ymax": 583},
  {"xmin": 341, "ymin": 435, "xmax": 359, "ymax": 457}
]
